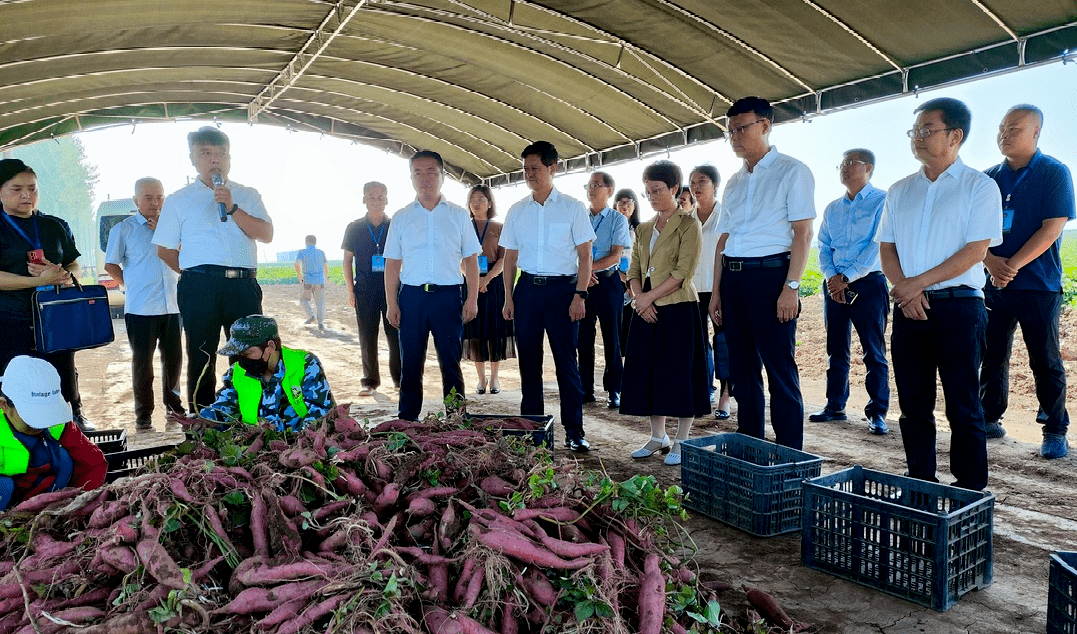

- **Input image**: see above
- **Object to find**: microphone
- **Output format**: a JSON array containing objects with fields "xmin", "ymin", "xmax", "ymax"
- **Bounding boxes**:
[{"xmin": 211, "ymin": 172, "xmax": 227, "ymax": 222}]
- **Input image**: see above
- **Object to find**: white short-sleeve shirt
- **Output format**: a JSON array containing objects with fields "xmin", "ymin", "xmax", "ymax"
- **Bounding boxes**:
[
  {"xmin": 500, "ymin": 188, "xmax": 595, "ymax": 276},
  {"xmin": 875, "ymin": 158, "xmax": 1003, "ymax": 292},
  {"xmin": 691, "ymin": 203, "xmax": 722, "ymax": 293},
  {"xmin": 104, "ymin": 213, "xmax": 179, "ymax": 315},
  {"xmin": 383, "ymin": 197, "xmax": 481, "ymax": 286}
]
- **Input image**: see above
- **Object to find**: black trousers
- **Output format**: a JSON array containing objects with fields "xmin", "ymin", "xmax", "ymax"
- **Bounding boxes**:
[
  {"xmin": 822, "ymin": 272, "xmax": 890, "ymax": 418},
  {"xmin": 125, "ymin": 313, "xmax": 184, "ymax": 422},
  {"xmin": 513, "ymin": 278, "xmax": 585, "ymax": 440},
  {"xmin": 176, "ymin": 271, "xmax": 262, "ymax": 411},
  {"xmin": 979, "ymin": 286, "xmax": 1069, "ymax": 435},
  {"xmin": 577, "ymin": 272, "xmax": 624, "ymax": 397},
  {"xmin": 0, "ymin": 318, "xmax": 83, "ymax": 417},
  {"xmin": 397, "ymin": 285, "xmax": 464, "ymax": 421},
  {"xmin": 354, "ymin": 277, "xmax": 400, "ymax": 389},
  {"xmin": 721, "ymin": 260, "xmax": 804, "ymax": 449},
  {"xmin": 892, "ymin": 297, "xmax": 988, "ymax": 491}
]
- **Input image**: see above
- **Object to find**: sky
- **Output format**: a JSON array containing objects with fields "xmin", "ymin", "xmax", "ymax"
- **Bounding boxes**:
[{"xmin": 75, "ymin": 61, "xmax": 1077, "ymax": 264}]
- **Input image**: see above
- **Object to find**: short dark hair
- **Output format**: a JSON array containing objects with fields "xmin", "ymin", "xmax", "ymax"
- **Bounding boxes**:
[
  {"xmin": 642, "ymin": 160, "xmax": 682, "ymax": 191},
  {"xmin": 521, "ymin": 141, "xmax": 558, "ymax": 167},
  {"xmin": 915, "ymin": 97, "xmax": 971, "ymax": 145},
  {"xmin": 1008, "ymin": 103, "xmax": 1044, "ymax": 128},
  {"xmin": 726, "ymin": 96, "xmax": 773, "ymax": 121},
  {"xmin": 690, "ymin": 165, "xmax": 721, "ymax": 190},
  {"xmin": 467, "ymin": 185, "xmax": 497, "ymax": 219},
  {"xmin": 613, "ymin": 189, "xmax": 641, "ymax": 228},
  {"xmin": 363, "ymin": 181, "xmax": 387, "ymax": 195},
  {"xmin": 844, "ymin": 148, "xmax": 876, "ymax": 167},
  {"xmin": 0, "ymin": 159, "xmax": 35, "ymax": 190},
  {"xmin": 305, "ymin": 235, "xmax": 316, "ymax": 245},
  {"xmin": 187, "ymin": 126, "xmax": 230, "ymax": 151},
  {"xmin": 591, "ymin": 171, "xmax": 614, "ymax": 189},
  {"xmin": 410, "ymin": 150, "xmax": 444, "ymax": 170}
]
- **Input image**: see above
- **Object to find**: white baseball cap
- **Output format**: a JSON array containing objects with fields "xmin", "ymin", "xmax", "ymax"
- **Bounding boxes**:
[{"xmin": 0, "ymin": 356, "xmax": 72, "ymax": 430}]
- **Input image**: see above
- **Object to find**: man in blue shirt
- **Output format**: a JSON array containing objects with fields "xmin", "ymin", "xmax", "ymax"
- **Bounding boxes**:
[
  {"xmin": 294, "ymin": 235, "xmax": 328, "ymax": 331},
  {"xmin": 578, "ymin": 171, "xmax": 632, "ymax": 409},
  {"xmin": 812, "ymin": 149, "xmax": 890, "ymax": 436},
  {"xmin": 980, "ymin": 104, "xmax": 1075, "ymax": 459}
]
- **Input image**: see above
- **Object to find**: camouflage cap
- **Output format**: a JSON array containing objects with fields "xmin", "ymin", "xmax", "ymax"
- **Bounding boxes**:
[{"xmin": 217, "ymin": 315, "xmax": 278, "ymax": 356}]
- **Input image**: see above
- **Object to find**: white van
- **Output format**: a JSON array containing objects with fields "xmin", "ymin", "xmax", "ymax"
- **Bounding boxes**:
[{"xmin": 95, "ymin": 199, "xmax": 135, "ymax": 318}]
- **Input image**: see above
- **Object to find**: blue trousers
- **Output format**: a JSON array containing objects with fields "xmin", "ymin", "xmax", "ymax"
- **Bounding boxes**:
[
  {"xmin": 577, "ymin": 272, "xmax": 624, "ymax": 397},
  {"xmin": 980, "ymin": 286, "xmax": 1069, "ymax": 434},
  {"xmin": 721, "ymin": 260, "xmax": 804, "ymax": 449},
  {"xmin": 397, "ymin": 285, "xmax": 464, "ymax": 421},
  {"xmin": 892, "ymin": 297, "xmax": 988, "ymax": 491},
  {"xmin": 823, "ymin": 271, "xmax": 890, "ymax": 418},
  {"xmin": 513, "ymin": 278, "xmax": 585, "ymax": 440}
]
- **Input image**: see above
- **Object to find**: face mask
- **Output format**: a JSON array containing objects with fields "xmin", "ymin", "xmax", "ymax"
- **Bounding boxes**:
[{"xmin": 237, "ymin": 348, "xmax": 270, "ymax": 376}]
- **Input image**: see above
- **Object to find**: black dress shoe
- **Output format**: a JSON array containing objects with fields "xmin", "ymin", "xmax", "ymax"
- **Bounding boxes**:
[
  {"xmin": 135, "ymin": 420, "xmax": 153, "ymax": 431},
  {"xmin": 73, "ymin": 414, "xmax": 96, "ymax": 432},
  {"xmin": 581, "ymin": 393, "xmax": 597, "ymax": 404},
  {"xmin": 808, "ymin": 407, "xmax": 847, "ymax": 422},
  {"xmin": 868, "ymin": 415, "xmax": 889, "ymax": 435},
  {"xmin": 564, "ymin": 436, "xmax": 591, "ymax": 453},
  {"xmin": 607, "ymin": 393, "xmax": 620, "ymax": 408}
]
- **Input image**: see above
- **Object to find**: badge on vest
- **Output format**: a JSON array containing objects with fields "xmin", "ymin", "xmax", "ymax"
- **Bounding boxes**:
[
  {"xmin": 291, "ymin": 385, "xmax": 303, "ymax": 401},
  {"xmin": 1002, "ymin": 207, "xmax": 1014, "ymax": 235},
  {"xmin": 371, "ymin": 255, "xmax": 386, "ymax": 272},
  {"xmin": 477, "ymin": 255, "xmax": 488, "ymax": 274}
]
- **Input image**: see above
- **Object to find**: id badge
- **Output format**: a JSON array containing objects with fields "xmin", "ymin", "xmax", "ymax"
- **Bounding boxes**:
[
  {"xmin": 27, "ymin": 248, "xmax": 44, "ymax": 264},
  {"xmin": 1002, "ymin": 207, "xmax": 1014, "ymax": 235},
  {"xmin": 371, "ymin": 254, "xmax": 386, "ymax": 273},
  {"xmin": 619, "ymin": 255, "xmax": 629, "ymax": 273},
  {"xmin": 477, "ymin": 255, "xmax": 489, "ymax": 274}
]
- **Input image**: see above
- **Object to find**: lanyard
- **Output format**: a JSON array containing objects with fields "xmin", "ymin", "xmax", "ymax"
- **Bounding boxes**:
[
  {"xmin": 367, "ymin": 222, "xmax": 386, "ymax": 254},
  {"xmin": 474, "ymin": 219, "xmax": 490, "ymax": 245},
  {"xmin": 1002, "ymin": 165, "xmax": 1032, "ymax": 207},
  {"xmin": 2, "ymin": 213, "xmax": 40, "ymax": 249},
  {"xmin": 591, "ymin": 212, "xmax": 606, "ymax": 235}
]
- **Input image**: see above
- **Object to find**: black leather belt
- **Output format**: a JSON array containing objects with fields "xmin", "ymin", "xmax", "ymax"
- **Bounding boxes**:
[
  {"xmin": 923, "ymin": 287, "xmax": 982, "ymax": 301},
  {"xmin": 595, "ymin": 269, "xmax": 619, "ymax": 278},
  {"xmin": 407, "ymin": 283, "xmax": 462, "ymax": 293},
  {"xmin": 521, "ymin": 272, "xmax": 577, "ymax": 286},
  {"xmin": 185, "ymin": 265, "xmax": 257, "ymax": 279},
  {"xmin": 722, "ymin": 253, "xmax": 790, "ymax": 272}
]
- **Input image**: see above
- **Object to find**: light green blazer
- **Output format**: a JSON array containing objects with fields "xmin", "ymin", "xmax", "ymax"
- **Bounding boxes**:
[{"xmin": 626, "ymin": 210, "xmax": 702, "ymax": 306}]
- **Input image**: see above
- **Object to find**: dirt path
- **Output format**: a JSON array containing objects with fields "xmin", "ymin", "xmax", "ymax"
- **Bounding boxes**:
[{"xmin": 75, "ymin": 284, "xmax": 1077, "ymax": 633}]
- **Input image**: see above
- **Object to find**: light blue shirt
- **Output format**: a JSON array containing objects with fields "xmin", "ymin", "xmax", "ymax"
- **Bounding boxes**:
[
  {"xmin": 104, "ymin": 213, "xmax": 179, "ymax": 315},
  {"xmin": 588, "ymin": 207, "xmax": 632, "ymax": 270},
  {"xmin": 817, "ymin": 183, "xmax": 886, "ymax": 282},
  {"xmin": 384, "ymin": 197, "xmax": 481, "ymax": 286},
  {"xmin": 500, "ymin": 188, "xmax": 595, "ymax": 276},
  {"xmin": 295, "ymin": 245, "xmax": 327, "ymax": 285}
]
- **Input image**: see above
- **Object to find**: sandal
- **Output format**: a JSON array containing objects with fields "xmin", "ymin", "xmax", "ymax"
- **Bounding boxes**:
[
  {"xmin": 664, "ymin": 440, "xmax": 684, "ymax": 466},
  {"xmin": 715, "ymin": 409, "xmax": 730, "ymax": 420},
  {"xmin": 631, "ymin": 435, "xmax": 671, "ymax": 459}
]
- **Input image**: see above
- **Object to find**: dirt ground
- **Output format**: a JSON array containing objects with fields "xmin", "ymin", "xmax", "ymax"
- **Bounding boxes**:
[{"xmin": 76, "ymin": 284, "xmax": 1077, "ymax": 633}]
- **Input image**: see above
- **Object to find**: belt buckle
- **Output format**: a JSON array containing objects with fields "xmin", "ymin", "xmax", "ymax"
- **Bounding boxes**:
[
  {"xmin": 727, "ymin": 260, "xmax": 742, "ymax": 272},
  {"xmin": 533, "ymin": 276, "xmax": 547, "ymax": 286},
  {"xmin": 225, "ymin": 269, "xmax": 240, "ymax": 279}
]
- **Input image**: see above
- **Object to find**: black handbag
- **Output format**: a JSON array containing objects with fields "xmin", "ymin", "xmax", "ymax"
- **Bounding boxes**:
[{"xmin": 32, "ymin": 279, "xmax": 115, "ymax": 353}]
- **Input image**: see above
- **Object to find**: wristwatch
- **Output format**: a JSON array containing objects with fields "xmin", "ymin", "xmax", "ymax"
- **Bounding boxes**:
[
  {"xmin": 785, "ymin": 280, "xmax": 800, "ymax": 290},
  {"xmin": 840, "ymin": 274, "xmax": 849, "ymax": 283},
  {"xmin": 227, "ymin": 203, "xmax": 239, "ymax": 215},
  {"xmin": 574, "ymin": 290, "xmax": 589, "ymax": 300}
]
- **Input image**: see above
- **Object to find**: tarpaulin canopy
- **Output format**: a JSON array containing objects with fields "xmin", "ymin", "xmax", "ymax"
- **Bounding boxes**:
[{"xmin": 1, "ymin": 0, "xmax": 1075, "ymax": 184}]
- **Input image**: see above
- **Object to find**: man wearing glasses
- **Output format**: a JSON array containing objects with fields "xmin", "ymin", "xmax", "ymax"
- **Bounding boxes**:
[
  {"xmin": 578, "ymin": 171, "xmax": 632, "ymax": 409},
  {"xmin": 708, "ymin": 96, "xmax": 815, "ymax": 450},
  {"xmin": 876, "ymin": 97, "xmax": 1002, "ymax": 491},
  {"xmin": 812, "ymin": 149, "xmax": 890, "ymax": 436}
]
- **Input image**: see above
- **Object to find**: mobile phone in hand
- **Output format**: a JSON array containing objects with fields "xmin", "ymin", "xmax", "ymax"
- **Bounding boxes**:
[
  {"xmin": 27, "ymin": 249, "xmax": 44, "ymax": 264},
  {"xmin": 845, "ymin": 289, "xmax": 858, "ymax": 304}
]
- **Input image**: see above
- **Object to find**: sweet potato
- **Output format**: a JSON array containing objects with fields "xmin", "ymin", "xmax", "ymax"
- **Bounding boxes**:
[
  {"xmin": 276, "ymin": 593, "xmax": 349, "ymax": 634},
  {"xmin": 99, "ymin": 543, "xmax": 139, "ymax": 574},
  {"xmin": 333, "ymin": 416, "xmax": 364, "ymax": 435},
  {"xmin": 473, "ymin": 527, "xmax": 590, "ymax": 570},
  {"xmin": 136, "ymin": 538, "xmax": 188, "ymax": 590},
  {"xmin": 374, "ymin": 483, "xmax": 402, "ymax": 515},
  {"xmin": 428, "ymin": 561, "xmax": 449, "ymax": 604},
  {"xmin": 463, "ymin": 564, "xmax": 484, "ymax": 608},
  {"xmin": 214, "ymin": 579, "xmax": 326, "ymax": 615},
  {"xmin": 745, "ymin": 586, "xmax": 793, "ymax": 629},
  {"xmin": 523, "ymin": 569, "xmax": 558, "ymax": 607},
  {"xmin": 422, "ymin": 604, "xmax": 465, "ymax": 634},
  {"xmin": 454, "ymin": 558, "xmax": 478, "ymax": 604},
  {"xmin": 234, "ymin": 558, "xmax": 337, "ymax": 587},
  {"xmin": 537, "ymin": 533, "xmax": 609, "ymax": 559},
  {"xmin": 12, "ymin": 487, "xmax": 81, "ymax": 512},
  {"xmin": 278, "ymin": 495, "xmax": 308, "ymax": 517},
  {"xmin": 638, "ymin": 554, "xmax": 665, "ymax": 634},
  {"xmin": 479, "ymin": 476, "xmax": 516, "ymax": 497},
  {"xmin": 249, "ymin": 491, "xmax": 270, "ymax": 558},
  {"xmin": 334, "ymin": 470, "xmax": 367, "ymax": 497},
  {"xmin": 407, "ymin": 496, "xmax": 438, "ymax": 518}
]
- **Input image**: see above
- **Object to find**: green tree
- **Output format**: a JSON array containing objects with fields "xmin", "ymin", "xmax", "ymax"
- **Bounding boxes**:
[{"xmin": 11, "ymin": 137, "xmax": 99, "ymax": 271}]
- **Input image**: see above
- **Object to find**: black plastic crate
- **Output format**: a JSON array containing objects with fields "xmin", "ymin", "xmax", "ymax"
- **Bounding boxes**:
[
  {"xmin": 85, "ymin": 428, "xmax": 127, "ymax": 454},
  {"xmin": 105, "ymin": 444, "xmax": 177, "ymax": 482},
  {"xmin": 466, "ymin": 414, "xmax": 554, "ymax": 449},
  {"xmin": 680, "ymin": 433, "xmax": 823, "ymax": 536},
  {"xmin": 1049, "ymin": 551, "xmax": 1077, "ymax": 633},
  {"xmin": 801, "ymin": 466, "xmax": 993, "ymax": 611}
]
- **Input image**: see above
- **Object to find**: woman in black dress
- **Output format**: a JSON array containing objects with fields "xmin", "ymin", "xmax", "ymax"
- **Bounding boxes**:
[
  {"xmin": 461, "ymin": 185, "xmax": 515, "ymax": 394},
  {"xmin": 613, "ymin": 189, "xmax": 640, "ymax": 355}
]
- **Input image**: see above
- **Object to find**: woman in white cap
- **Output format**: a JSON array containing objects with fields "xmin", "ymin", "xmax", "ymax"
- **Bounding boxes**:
[{"xmin": 0, "ymin": 356, "xmax": 106, "ymax": 511}]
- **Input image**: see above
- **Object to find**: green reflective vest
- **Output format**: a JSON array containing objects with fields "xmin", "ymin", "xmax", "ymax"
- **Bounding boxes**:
[
  {"xmin": 232, "ymin": 347, "xmax": 310, "ymax": 425},
  {"xmin": 0, "ymin": 409, "xmax": 65, "ymax": 476}
]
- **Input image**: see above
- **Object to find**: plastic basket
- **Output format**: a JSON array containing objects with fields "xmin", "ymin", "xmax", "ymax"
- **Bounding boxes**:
[
  {"xmin": 105, "ymin": 444, "xmax": 178, "ymax": 482},
  {"xmin": 1049, "ymin": 551, "xmax": 1077, "ymax": 633},
  {"xmin": 801, "ymin": 466, "xmax": 993, "ymax": 611},
  {"xmin": 680, "ymin": 433, "xmax": 824, "ymax": 537},
  {"xmin": 466, "ymin": 414, "xmax": 554, "ymax": 449},
  {"xmin": 85, "ymin": 428, "xmax": 127, "ymax": 455}
]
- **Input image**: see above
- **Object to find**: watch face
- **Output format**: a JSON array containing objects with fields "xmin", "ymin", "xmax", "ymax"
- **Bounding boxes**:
[{"xmin": 787, "ymin": 281, "xmax": 800, "ymax": 290}]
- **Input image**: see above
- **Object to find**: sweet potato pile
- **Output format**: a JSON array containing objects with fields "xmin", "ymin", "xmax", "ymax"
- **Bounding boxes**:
[{"xmin": 0, "ymin": 406, "xmax": 787, "ymax": 633}]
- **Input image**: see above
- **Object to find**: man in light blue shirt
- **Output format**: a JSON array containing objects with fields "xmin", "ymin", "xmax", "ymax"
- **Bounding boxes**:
[
  {"xmin": 384, "ymin": 150, "xmax": 481, "ymax": 421},
  {"xmin": 104, "ymin": 178, "xmax": 184, "ymax": 431},
  {"xmin": 578, "ymin": 171, "xmax": 632, "ymax": 409},
  {"xmin": 813, "ymin": 149, "xmax": 890, "ymax": 436},
  {"xmin": 294, "ymin": 235, "xmax": 328, "ymax": 330}
]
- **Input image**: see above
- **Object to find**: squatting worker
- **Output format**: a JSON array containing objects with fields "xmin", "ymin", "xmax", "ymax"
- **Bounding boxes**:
[
  {"xmin": 200, "ymin": 315, "xmax": 333, "ymax": 431},
  {"xmin": 812, "ymin": 150, "xmax": 891, "ymax": 436},
  {"xmin": 384, "ymin": 151, "xmax": 480, "ymax": 421},
  {"xmin": 104, "ymin": 178, "xmax": 186, "ymax": 431},
  {"xmin": 500, "ymin": 141, "xmax": 595, "ymax": 452},
  {"xmin": 708, "ymin": 96, "xmax": 815, "ymax": 450},
  {"xmin": 153, "ymin": 126, "xmax": 274, "ymax": 412},
  {"xmin": 877, "ymin": 97, "xmax": 1002, "ymax": 492},
  {"xmin": 295, "ymin": 235, "xmax": 328, "ymax": 331},
  {"xmin": 0, "ymin": 158, "xmax": 94, "ymax": 432},
  {"xmin": 980, "ymin": 104, "xmax": 1075, "ymax": 459},
  {"xmin": 342, "ymin": 181, "xmax": 400, "ymax": 395},
  {"xmin": 0, "ymin": 356, "xmax": 106, "ymax": 511}
]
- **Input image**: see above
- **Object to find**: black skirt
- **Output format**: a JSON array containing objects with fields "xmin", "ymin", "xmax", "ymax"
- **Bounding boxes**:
[
  {"xmin": 462, "ymin": 275, "xmax": 516, "ymax": 362},
  {"xmin": 620, "ymin": 298, "xmax": 712, "ymax": 418}
]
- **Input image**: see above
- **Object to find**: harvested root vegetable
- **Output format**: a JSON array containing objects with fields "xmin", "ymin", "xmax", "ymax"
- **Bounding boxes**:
[
  {"xmin": 638, "ymin": 554, "xmax": 665, "ymax": 634},
  {"xmin": 745, "ymin": 585, "xmax": 794, "ymax": 629}
]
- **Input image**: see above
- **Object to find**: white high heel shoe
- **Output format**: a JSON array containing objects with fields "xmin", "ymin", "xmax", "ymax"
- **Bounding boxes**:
[
  {"xmin": 631, "ymin": 435, "xmax": 671, "ymax": 459},
  {"xmin": 664, "ymin": 440, "xmax": 684, "ymax": 466}
]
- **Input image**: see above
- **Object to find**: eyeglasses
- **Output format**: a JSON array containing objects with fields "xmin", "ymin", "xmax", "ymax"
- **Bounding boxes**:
[
  {"xmin": 836, "ymin": 159, "xmax": 868, "ymax": 170},
  {"xmin": 727, "ymin": 119, "xmax": 765, "ymax": 137},
  {"xmin": 906, "ymin": 126, "xmax": 956, "ymax": 139},
  {"xmin": 583, "ymin": 183, "xmax": 609, "ymax": 191},
  {"xmin": 643, "ymin": 187, "xmax": 670, "ymax": 199}
]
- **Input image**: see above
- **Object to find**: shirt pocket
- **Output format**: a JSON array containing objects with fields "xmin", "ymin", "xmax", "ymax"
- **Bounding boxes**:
[{"xmin": 546, "ymin": 222, "xmax": 573, "ymax": 251}]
